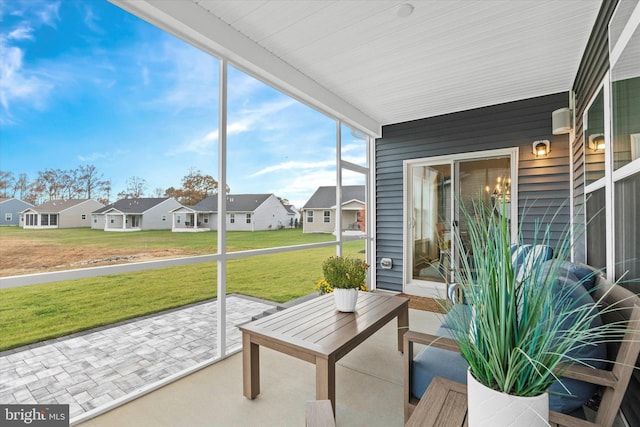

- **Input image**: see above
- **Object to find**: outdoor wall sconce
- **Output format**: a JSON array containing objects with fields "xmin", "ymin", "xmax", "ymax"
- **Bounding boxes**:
[
  {"xmin": 552, "ymin": 107, "xmax": 573, "ymax": 135},
  {"xmin": 589, "ymin": 134, "xmax": 605, "ymax": 152},
  {"xmin": 533, "ymin": 140, "xmax": 550, "ymax": 157}
]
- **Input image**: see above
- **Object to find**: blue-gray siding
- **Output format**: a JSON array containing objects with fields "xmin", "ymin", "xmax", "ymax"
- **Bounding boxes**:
[
  {"xmin": 375, "ymin": 92, "xmax": 571, "ymax": 293},
  {"xmin": 0, "ymin": 199, "xmax": 33, "ymax": 226}
]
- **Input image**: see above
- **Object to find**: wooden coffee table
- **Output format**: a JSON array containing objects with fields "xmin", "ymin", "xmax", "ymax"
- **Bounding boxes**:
[{"xmin": 239, "ymin": 291, "xmax": 409, "ymax": 414}]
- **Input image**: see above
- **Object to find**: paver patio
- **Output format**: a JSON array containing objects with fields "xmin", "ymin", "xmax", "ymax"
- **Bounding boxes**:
[{"xmin": 0, "ymin": 295, "xmax": 277, "ymax": 419}]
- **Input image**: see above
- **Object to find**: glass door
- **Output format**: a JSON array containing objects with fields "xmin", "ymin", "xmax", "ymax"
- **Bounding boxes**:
[
  {"xmin": 404, "ymin": 149, "xmax": 516, "ymax": 298},
  {"xmin": 410, "ymin": 163, "xmax": 452, "ymax": 285}
]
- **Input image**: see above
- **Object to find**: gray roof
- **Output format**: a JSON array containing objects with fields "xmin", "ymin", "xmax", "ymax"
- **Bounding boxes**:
[
  {"xmin": 0, "ymin": 197, "xmax": 33, "ymax": 207},
  {"xmin": 302, "ymin": 186, "xmax": 365, "ymax": 209},
  {"xmin": 93, "ymin": 198, "xmax": 171, "ymax": 214},
  {"xmin": 29, "ymin": 199, "xmax": 94, "ymax": 213},
  {"xmin": 192, "ymin": 194, "xmax": 272, "ymax": 213}
]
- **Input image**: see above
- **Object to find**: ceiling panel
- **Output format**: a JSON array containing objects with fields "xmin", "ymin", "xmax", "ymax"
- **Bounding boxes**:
[{"xmin": 115, "ymin": 0, "xmax": 603, "ymax": 132}]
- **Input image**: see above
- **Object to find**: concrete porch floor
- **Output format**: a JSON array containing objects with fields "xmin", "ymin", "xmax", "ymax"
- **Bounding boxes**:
[{"xmin": 77, "ymin": 308, "xmax": 443, "ymax": 427}]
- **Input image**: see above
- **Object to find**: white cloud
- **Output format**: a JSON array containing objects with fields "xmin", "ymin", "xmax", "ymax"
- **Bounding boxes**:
[
  {"xmin": 83, "ymin": 5, "xmax": 101, "ymax": 33},
  {"xmin": 171, "ymin": 133, "xmax": 217, "ymax": 157},
  {"xmin": 139, "ymin": 39, "xmax": 218, "ymax": 113},
  {"xmin": 341, "ymin": 142, "xmax": 363, "ymax": 153},
  {"xmin": 230, "ymin": 97, "xmax": 297, "ymax": 129},
  {"xmin": 250, "ymin": 160, "xmax": 334, "ymax": 177},
  {"xmin": 204, "ymin": 130, "xmax": 218, "ymax": 141},
  {"xmin": 0, "ymin": 45, "xmax": 53, "ymax": 120},
  {"xmin": 141, "ymin": 66, "xmax": 150, "ymax": 86},
  {"xmin": 166, "ymin": 97, "xmax": 298, "ymax": 156},
  {"xmin": 77, "ymin": 152, "xmax": 107, "ymax": 162},
  {"xmin": 273, "ymin": 170, "xmax": 337, "ymax": 208},
  {"xmin": 7, "ymin": 27, "xmax": 33, "ymax": 41},
  {"xmin": 0, "ymin": 1, "xmax": 63, "ymax": 122},
  {"xmin": 37, "ymin": 1, "xmax": 61, "ymax": 28},
  {"xmin": 341, "ymin": 153, "xmax": 367, "ymax": 165},
  {"xmin": 77, "ymin": 149, "xmax": 129, "ymax": 163}
]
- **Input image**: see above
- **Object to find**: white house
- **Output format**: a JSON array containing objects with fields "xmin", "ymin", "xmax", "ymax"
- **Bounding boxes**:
[
  {"xmin": 21, "ymin": 199, "xmax": 104, "ymax": 229},
  {"xmin": 301, "ymin": 186, "xmax": 365, "ymax": 234},
  {"xmin": 172, "ymin": 194, "xmax": 293, "ymax": 232},
  {"xmin": 283, "ymin": 204, "xmax": 300, "ymax": 228},
  {"xmin": 92, "ymin": 198, "xmax": 181, "ymax": 231}
]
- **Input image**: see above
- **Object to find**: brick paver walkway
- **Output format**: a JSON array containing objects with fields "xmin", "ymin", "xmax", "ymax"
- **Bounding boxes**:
[{"xmin": 0, "ymin": 295, "xmax": 277, "ymax": 419}]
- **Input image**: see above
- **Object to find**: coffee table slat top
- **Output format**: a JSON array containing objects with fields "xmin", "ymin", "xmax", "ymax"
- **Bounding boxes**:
[{"xmin": 240, "ymin": 292, "xmax": 408, "ymax": 359}]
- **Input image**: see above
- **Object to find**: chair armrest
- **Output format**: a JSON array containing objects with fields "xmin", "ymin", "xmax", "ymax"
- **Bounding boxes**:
[
  {"xmin": 549, "ymin": 410, "xmax": 598, "ymax": 427},
  {"xmin": 404, "ymin": 330, "xmax": 461, "ymax": 353},
  {"xmin": 404, "ymin": 330, "xmax": 461, "ymax": 421},
  {"xmin": 556, "ymin": 363, "xmax": 618, "ymax": 388}
]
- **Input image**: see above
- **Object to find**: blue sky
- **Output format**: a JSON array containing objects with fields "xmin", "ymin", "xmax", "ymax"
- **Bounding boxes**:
[{"xmin": 0, "ymin": 0, "xmax": 366, "ymax": 208}]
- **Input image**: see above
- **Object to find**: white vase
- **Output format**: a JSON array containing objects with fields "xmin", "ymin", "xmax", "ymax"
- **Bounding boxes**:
[
  {"xmin": 467, "ymin": 370, "xmax": 548, "ymax": 427},
  {"xmin": 333, "ymin": 288, "xmax": 358, "ymax": 312}
]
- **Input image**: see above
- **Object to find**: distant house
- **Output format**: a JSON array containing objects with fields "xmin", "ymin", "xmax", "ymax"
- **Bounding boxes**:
[
  {"xmin": 172, "ymin": 194, "xmax": 292, "ymax": 232},
  {"xmin": 0, "ymin": 198, "xmax": 33, "ymax": 226},
  {"xmin": 302, "ymin": 186, "xmax": 365, "ymax": 234},
  {"xmin": 92, "ymin": 198, "xmax": 181, "ymax": 232},
  {"xmin": 21, "ymin": 199, "xmax": 104, "ymax": 229},
  {"xmin": 170, "ymin": 201, "xmax": 214, "ymax": 232},
  {"xmin": 283, "ymin": 204, "xmax": 300, "ymax": 227}
]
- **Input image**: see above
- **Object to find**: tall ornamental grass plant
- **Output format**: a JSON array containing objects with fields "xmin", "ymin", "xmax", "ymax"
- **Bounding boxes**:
[{"xmin": 447, "ymin": 197, "xmax": 618, "ymax": 397}]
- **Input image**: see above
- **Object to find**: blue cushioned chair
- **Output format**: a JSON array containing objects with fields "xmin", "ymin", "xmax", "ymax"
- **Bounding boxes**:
[{"xmin": 403, "ymin": 259, "xmax": 640, "ymax": 427}]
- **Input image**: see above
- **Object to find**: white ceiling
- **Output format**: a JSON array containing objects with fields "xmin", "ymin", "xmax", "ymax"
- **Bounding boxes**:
[{"xmin": 112, "ymin": 0, "xmax": 603, "ymax": 135}]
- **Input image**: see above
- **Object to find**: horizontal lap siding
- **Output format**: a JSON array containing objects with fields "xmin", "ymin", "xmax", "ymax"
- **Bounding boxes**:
[{"xmin": 375, "ymin": 92, "xmax": 570, "ymax": 292}]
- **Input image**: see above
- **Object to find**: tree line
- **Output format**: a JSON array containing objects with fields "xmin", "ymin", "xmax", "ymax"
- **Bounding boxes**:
[{"xmin": 0, "ymin": 166, "xmax": 227, "ymax": 206}]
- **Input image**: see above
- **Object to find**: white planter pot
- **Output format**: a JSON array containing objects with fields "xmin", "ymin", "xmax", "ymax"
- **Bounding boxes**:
[
  {"xmin": 467, "ymin": 370, "xmax": 548, "ymax": 427},
  {"xmin": 333, "ymin": 288, "xmax": 358, "ymax": 312}
]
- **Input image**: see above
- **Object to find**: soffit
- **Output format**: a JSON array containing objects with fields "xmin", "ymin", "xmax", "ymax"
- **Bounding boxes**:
[{"xmin": 113, "ymin": 0, "xmax": 603, "ymax": 134}]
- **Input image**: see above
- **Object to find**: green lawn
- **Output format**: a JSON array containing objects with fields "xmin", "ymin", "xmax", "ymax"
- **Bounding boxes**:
[
  {"xmin": 0, "ymin": 226, "xmax": 335, "ymax": 252},
  {"xmin": 0, "ymin": 227, "xmax": 365, "ymax": 350}
]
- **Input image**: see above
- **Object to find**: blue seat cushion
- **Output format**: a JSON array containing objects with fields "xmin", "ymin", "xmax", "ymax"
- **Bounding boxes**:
[
  {"xmin": 440, "ymin": 304, "xmax": 471, "ymax": 331},
  {"xmin": 545, "ymin": 260, "xmax": 606, "ymax": 413},
  {"xmin": 553, "ymin": 260, "xmax": 599, "ymax": 291},
  {"xmin": 410, "ymin": 325, "xmax": 469, "ymax": 399},
  {"xmin": 516, "ymin": 244, "xmax": 554, "ymax": 282}
]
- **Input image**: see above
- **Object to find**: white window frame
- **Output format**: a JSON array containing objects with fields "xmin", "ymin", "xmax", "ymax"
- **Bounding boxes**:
[
  {"xmin": 595, "ymin": 2, "xmax": 640, "ymax": 282},
  {"xmin": 583, "ymin": 77, "xmax": 612, "ymax": 276}
]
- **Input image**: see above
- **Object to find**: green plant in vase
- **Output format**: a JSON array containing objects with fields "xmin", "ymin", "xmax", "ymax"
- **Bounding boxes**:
[{"xmin": 321, "ymin": 256, "xmax": 369, "ymax": 312}]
